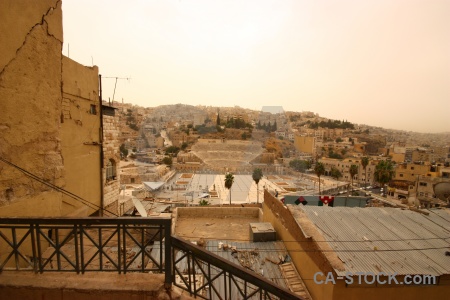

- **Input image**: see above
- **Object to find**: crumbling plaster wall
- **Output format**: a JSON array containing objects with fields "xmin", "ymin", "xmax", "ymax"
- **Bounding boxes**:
[
  {"xmin": 0, "ymin": 0, "xmax": 65, "ymax": 216},
  {"xmin": 61, "ymin": 56, "xmax": 101, "ymax": 216}
]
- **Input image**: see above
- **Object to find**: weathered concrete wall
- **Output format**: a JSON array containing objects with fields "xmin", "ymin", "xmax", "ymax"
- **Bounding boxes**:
[
  {"xmin": 176, "ymin": 207, "xmax": 261, "ymax": 219},
  {"xmin": 262, "ymin": 191, "xmax": 335, "ymax": 300},
  {"xmin": 1, "ymin": 0, "xmax": 102, "ymax": 218},
  {"xmin": 60, "ymin": 56, "xmax": 101, "ymax": 216},
  {"xmin": 0, "ymin": 272, "xmax": 193, "ymax": 300},
  {"xmin": 0, "ymin": 1, "xmax": 63, "ymax": 71},
  {"xmin": 0, "ymin": 0, "xmax": 65, "ymax": 216}
]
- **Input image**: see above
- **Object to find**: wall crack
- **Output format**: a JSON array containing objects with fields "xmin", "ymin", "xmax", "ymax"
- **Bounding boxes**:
[{"xmin": 0, "ymin": 0, "xmax": 62, "ymax": 77}]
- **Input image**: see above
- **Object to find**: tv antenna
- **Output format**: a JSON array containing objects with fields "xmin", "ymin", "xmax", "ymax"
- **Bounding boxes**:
[{"xmin": 102, "ymin": 76, "xmax": 131, "ymax": 104}]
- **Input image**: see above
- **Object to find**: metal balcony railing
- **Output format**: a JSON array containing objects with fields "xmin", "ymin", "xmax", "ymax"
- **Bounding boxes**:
[
  {"xmin": 0, "ymin": 217, "xmax": 301, "ymax": 299},
  {"xmin": 0, "ymin": 217, "xmax": 172, "ymax": 285},
  {"xmin": 171, "ymin": 236, "xmax": 301, "ymax": 300}
]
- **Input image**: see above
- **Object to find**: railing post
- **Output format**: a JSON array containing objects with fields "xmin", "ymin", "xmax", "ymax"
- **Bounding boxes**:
[
  {"xmin": 36, "ymin": 223, "xmax": 43, "ymax": 273},
  {"xmin": 30, "ymin": 224, "xmax": 38, "ymax": 273},
  {"xmin": 74, "ymin": 224, "xmax": 80, "ymax": 274},
  {"xmin": 164, "ymin": 219, "xmax": 172, "ymax": 289}
]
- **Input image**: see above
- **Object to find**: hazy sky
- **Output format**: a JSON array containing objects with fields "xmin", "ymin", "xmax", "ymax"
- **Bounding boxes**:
[{"xmin": 62, "ymin": 0, "xmax": 450, "ymax": 133}]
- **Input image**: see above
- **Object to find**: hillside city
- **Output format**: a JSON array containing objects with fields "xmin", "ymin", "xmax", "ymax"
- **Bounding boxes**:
[
  {"xmin": 115, "ymin": 100, "xmax": 450, "ymax": 209},
  {"xmin": 1, "ymin": 2, "xmax": 449, "ymax": 300}
]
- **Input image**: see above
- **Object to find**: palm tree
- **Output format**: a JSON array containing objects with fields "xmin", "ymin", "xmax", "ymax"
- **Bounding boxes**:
[
  {"xmin": 349, "ymin": 164, "xmax": 359, "ymax": 195},
  {"xmin": 252, "ymin": 168, "xmax": 263, "ymax": 204},
  {"xmin": 361, "ymin": 157, "xmax": 369, "ymax": 189},
  {"xmin": 224, "ymin": 173, "xmax": 234, "ymax": 205},
  {"xmin": 374, "ymin": 160, "xmax": 395, "ymax": 195},
  {"xmin": 314, "ymin": 162, "xmax": 325, "ymax": 195}
]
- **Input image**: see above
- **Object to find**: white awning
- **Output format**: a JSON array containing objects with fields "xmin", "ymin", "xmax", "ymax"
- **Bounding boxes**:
[
  {"xmin": 198, "ymin": 193, "xmax": 210, "ymax": 199},
  {"xmin": 132, "ymin": 198, "xmax": 148, "ymax": 217},
  {"xmin": 143, "ymin": 181, "xmax": 165, "ymax": 191}
]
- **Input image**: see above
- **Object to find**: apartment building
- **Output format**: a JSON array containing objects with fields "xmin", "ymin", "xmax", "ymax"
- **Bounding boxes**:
[
  {"xmin": 319, "ymin": 157, "xmax": 376, "ymax": 186},
  {"xmin": 394, "ymin": 162, "xmax": 431, "ymax": 182},
  {"xmin": 294, "ymin": 135, "xmax": 317, "ymax": 156}
]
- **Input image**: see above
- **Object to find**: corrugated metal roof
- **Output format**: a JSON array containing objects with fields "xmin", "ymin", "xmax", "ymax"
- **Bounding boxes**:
[
  {"xmin": 151, "ymin": 240, "xmax": 290, "ymax": 299},
  {"xmin": 205, "ymin": 240, "xmax": 288, "ymax": 288},
  {"xmin": 291, "ymin": 206, "xmax": 450, "ymax": 276}
]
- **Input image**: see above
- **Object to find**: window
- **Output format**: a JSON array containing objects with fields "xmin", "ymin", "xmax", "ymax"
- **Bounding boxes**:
[
  {"xmin": 106, "ymin": 159, "xmax": 116, "ymax": 181},
  {"xmin": 399, "ymin": 174, "xmax": 403, "ymax": 177},
  {"xmin": 419, "ymin": 182, "xmax": 427, "ymax": 186},
  {"xmin": 90, "ymin": 104, "xmax": 97, "ymax": 115}
]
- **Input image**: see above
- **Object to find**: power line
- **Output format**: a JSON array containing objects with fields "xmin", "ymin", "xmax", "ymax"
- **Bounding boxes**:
[
  {"xmin": 178, "ymin": 235, "xmax": 450, "ymax": 243},
  {"xmin": 0, "ymin": 157, "xmax": 119, "ymax": 217},
  {"xmin": 203, "ymin": 246, "xmax": 450, "ymax": 253}
]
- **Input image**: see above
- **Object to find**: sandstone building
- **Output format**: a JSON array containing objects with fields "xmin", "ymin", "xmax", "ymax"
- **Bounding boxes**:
[{"xmin": 0, "ymin": 0, "xmax": 118, "ymax": 218}]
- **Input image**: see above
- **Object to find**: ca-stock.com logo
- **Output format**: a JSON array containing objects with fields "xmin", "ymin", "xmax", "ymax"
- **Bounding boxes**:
[{"xmin": 313, "ymin": 271, "xmax": 437, "ymax": 285}]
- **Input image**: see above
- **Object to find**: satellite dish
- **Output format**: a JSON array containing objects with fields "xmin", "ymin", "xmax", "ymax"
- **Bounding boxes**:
[
  {"xmin": 434, "ymin": 182, "xmax": 450, "ymax": 201},
  {"xmin": 132, "ymin": 198, "xmax": 148, "ymax": 217}
]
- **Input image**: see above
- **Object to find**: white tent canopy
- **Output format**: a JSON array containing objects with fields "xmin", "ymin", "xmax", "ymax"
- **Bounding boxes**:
[
  {"xmin": 143, "ymin": 181, "xmax": 165, "ymax": 191},
  {"xmin": 198, "ymin": 193, "xmax": 210, "ymax": 199}
]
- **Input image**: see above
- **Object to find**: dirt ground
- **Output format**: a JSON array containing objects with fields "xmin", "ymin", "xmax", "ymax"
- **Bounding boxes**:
[{"xmin": 174, "ymin": 216, "xmax": 259, "ymax": 242}]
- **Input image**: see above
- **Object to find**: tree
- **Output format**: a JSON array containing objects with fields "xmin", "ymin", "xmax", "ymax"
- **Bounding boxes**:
[
  {"xmin": 165, "ymin": 146, "xmax": 180, "ymax": 156},
  {"xmin": 120, "ymin": 144, "xmax": 128, "ymax": 159},
  {"xmin": 199, "ymin": 198, "xmax": 210, "ymax": 206},
  {"xmin": 252, "ymin": 168, "xmax": 263, "ymax": 204},
  {"xmin": 162, "ymin": 157, "xmax": 172, "ymax": 167},
  {"xmin": 314, "ymin": 162, "xmax": 325, "ymax": 195},
  {"xmin": 224, "ymin": 173, "xmax": 234, "ymax": 205},
  {"xmin": 216, "ymin": 112, "xmax": 221, "ymax": 125},
  {"xmin": 328, "ymin": 150, "xmax": 343, "ymax": 159},
  {"xmin": 289, "ymin": 159, "xmax": 311, "ymax": 173},
  {"xmin": 374, "ymin": 160, "xmax": 395, "ymax": 193},
  {"xmin": 349, "ymin": 164, "xmax": 359, "ymax": 194},
  {"xmin": 330, "ymin": 167, "xmax": 342, "ymax": 180},
  {"xmin": 266, "ymin": 121, "xmax": 271, "ymax": 133},
  {"xmin": 361, "ymin": 157, "xmax": 370, "ymax": 188}
]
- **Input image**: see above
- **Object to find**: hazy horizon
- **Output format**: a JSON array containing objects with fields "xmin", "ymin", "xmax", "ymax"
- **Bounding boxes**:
[
  {"xmin": 114, "ymin": 100, "xmax": 450, "ymax": 135},
  {"xmin": 62, "ymin": 0, "xmax": 450, "ymax": 134}
]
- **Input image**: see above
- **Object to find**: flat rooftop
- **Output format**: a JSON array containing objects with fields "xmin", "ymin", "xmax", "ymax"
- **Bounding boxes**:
[{"xmin": 174, "ymin": 207, "xmax": 262, "ymax": 241}]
